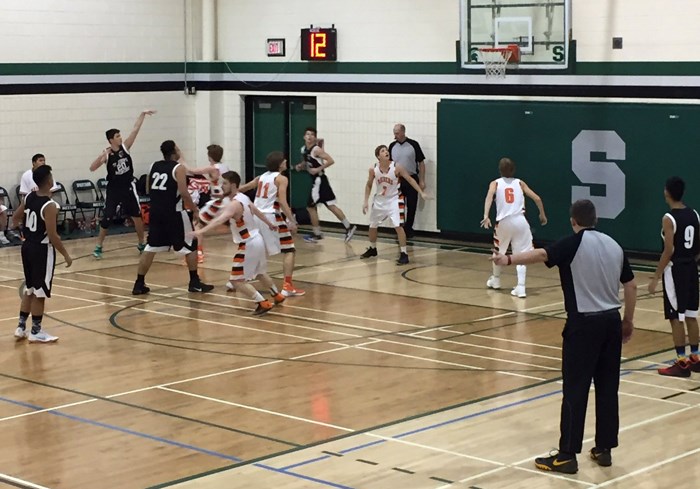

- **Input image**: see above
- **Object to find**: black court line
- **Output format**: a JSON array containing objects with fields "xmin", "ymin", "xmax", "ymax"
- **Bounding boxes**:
[
  {"xmin": 400, "ymin": 265, "xmax": 561, "ymax": 291},
  {"xmin": 0, "ymin": 371, "xmax": 301, "ymax": 448},
  {"xmin": 146, "ymin": 347, "xmax": 670, "ymax": 489}
]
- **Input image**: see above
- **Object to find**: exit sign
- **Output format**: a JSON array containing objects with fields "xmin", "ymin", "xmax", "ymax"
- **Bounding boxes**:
[{"xmin": 266, "ymin": 38, "xmax": 285, "ymax": 57}]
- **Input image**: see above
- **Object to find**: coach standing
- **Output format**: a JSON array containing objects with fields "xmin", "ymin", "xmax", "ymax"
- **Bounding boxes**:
[
  {"xmin": 389, "ymin": 124, "xmax": 425, "ymax": 239},
  {"xmin": 491, "ymin": 199, "xmax": 636, "ymax": 474}
]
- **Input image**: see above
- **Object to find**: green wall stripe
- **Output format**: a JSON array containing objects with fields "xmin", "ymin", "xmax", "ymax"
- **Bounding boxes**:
[{"xmin": 2, "ymin": 61, "xmax": 700, "ymax": 77}]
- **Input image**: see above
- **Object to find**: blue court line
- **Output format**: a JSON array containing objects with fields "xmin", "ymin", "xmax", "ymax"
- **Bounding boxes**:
[
  {"xmin": 281, "ymin": 365, "xmax": 655, "ymax": 472},
  {"xmin": 281, "ymin": 389, "xmax": 560, "ymax": 471},
  {"xmin": 0, "ymin": 395, "xmax": 351, "ymax": 489}
]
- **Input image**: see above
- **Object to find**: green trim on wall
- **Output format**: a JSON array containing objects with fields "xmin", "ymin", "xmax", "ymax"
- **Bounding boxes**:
[{"xmin": 2, "ymin": 61, "xmax": 700, "ymax": 77}]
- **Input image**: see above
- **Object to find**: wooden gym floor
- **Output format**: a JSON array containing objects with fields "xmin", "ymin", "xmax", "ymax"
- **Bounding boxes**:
[{"xmin": 0, "ymin": 230, "xmax": 698, "ymax": 488}]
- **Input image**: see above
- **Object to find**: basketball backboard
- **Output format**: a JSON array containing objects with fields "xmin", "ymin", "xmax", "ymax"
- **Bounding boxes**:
[{"xmin": 460, "ymin": 0, "xmax": 571, "ymax": 70}]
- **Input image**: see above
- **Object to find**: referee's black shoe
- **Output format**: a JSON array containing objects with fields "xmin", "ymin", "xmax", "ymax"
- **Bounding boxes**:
[
  {"xmin": 590, "ymin": 447, "xmax": 612, "ymax": 467},
  {"xmin": 535, "ymin": 451, "xmax": 578, "ymax": 474}
]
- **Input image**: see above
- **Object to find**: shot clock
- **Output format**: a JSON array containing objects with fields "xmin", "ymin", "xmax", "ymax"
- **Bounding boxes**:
[{"xmin": 300, "ymin": 27, "xmax": 337, "ymax": 61}]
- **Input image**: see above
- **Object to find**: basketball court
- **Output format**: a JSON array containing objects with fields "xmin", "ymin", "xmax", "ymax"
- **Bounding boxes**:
[{"xmin": 0, "ymin": 230, "xmax": 696, "ymax": 489}]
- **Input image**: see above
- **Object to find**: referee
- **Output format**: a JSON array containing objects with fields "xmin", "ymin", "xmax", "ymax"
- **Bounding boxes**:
[
  {"xmin": 491, "ymin": 199, "xmax": 637, "ymax": 474},
  {"xmin": 389, "ymin": 123, "xmax": 425, "ymax": 238}
]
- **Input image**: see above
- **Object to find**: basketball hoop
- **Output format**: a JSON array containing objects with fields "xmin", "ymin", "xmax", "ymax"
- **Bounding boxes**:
[{"xmin": 478, "ymin": 45, "xmax": 520, "ymax": 79}]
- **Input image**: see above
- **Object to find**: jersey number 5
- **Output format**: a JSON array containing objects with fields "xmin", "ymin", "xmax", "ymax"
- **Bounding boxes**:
[
  {"xmin": 504, "ymin": 187, "xmax": 515, "ymax": 204},
  {"xmin": 151, "ymin": 172, "xmax": 168, "ymax": 191}
]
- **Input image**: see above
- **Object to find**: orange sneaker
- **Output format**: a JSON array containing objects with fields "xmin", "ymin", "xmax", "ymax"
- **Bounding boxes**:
[
  {"xmin": 273, "ymin": 293, "xmax": 286, "ymax": 305},
  {"xmin": 689, "ymin": 354, "xmax": 700, "ymax": 373},
  {"xmin": 282, "ymin": 282, "xmax": 306, "ymax": 297},
  {"xmin": 253, "ymin": 300, "xmax": 273, "ymax": 316},
  {"xmin": 658, "ymin": 359, "xmax": 691, "ymax": 378}
]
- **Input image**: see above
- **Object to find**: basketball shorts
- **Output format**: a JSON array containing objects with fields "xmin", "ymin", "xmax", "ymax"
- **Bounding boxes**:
[
  {"xmin": 230, "ymin": 234, "xmax": 267, "ymax": 282},
  {"xmin": 256, "ymin": 207, "xmax": 294, "ymax": 255},
  {"xmin": 662, "ymin": 260, "xmax": 699, "ymax": 321},
  {"xmin": 101, "ymin": 182, "xmax": 142, "ymax": 228},
  {"xmin": 22, "ymin": 241, "xmax": 55, "ymax": 298},
  {"xmin": 369, "ymin": 196, "xmax": 405, "ymax": 228},
  {"xmin": 145, "ymin": 210, "xmax": 197, "ymax": 255},
  {"xmin": 493, "ymin": 213, "xmax": 533, "ymax": 255},
  {"xmin": 308, "ymin": 174, "xmax": 337, "ymax": 207}
]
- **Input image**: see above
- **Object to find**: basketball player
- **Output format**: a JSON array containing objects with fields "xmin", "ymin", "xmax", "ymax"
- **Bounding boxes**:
[
  {"xmin": 90, "ymin": 109, "xmax": 156, "ymax": 259},
  {"xmin": 239, "ymin": 151, "xmax": 305, "ymax": 296},
  {"xmin": 193, "ymin": 171, "xmax": 286, "ymax": 315},
  {"xmin": 480, "ymin": 157, "xmax": 547, "ymax": 298},
  {"xmin": 12, "ymin": 165, "xmax": 72, "ymax": 343},
  {"xmin": 0, "ymin": 205, "xmax": 8, "ymax": 245},
  {"xmin": 648, "ymin": 176, "xmax": 700, "ymax": 377},
  {"xmin": 131, "ymin": 140, "xmax": 213, "ymax": 295},
  {"xmin": 182, "ymin": 144, "xmax": 229, "ymax": 262},
  {"xmin": 19, "ymin": 153, "xmax": 60, "ymax": 200},
  {"xmin": 361, "ymin": 145, "xmax": 428, "ymax": 265},
  {"xmin": 295, "ymin": 127, "xmax": 356, "ymax": 242}
]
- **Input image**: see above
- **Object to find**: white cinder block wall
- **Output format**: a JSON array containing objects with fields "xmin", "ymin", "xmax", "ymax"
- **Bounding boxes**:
[{"xmin": 2, "ymin": 0, "xmax": 700, "ymax": 224}]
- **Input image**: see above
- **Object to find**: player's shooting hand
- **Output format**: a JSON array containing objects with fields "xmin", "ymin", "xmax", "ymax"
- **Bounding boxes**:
[{"xmin": 143, "ymin": 109, "xmax": 157, "ymax": 116}]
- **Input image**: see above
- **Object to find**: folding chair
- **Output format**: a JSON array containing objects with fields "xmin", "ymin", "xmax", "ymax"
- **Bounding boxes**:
[
  {"xmin": 0, "ymin": 186, "xmax": 13, "ymax": 218},
  {"xmin": 72, "ymin": 179, "xmax": 104, "ymax": 222},
  {"xmin": 96, "ymin": 177, "xmax": 108, "ymax": 202},
  {"xmin": 52, "ymin": 182, "xmax": 78, "ymax": 224},
  {"xmin": 14, "ymin": 185, "xmax": 21, "ymax": 206}
]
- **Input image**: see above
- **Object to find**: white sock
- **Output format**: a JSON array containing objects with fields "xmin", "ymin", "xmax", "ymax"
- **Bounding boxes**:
[
  {"xmin": 400, "ymin": 246, "xmax": 407, "ymax": 253},
  {"xmin": 313, "ymin": 226, "xmax": 321, "ymax": 236},
  {"xmin": 516, "ymin": 265, "xmax": 527, "ymax": 287},
  {"xmin": 369, "ymin": 242, "xmax": 377, "ymax": 249},
  {"xmin": 341, "ymin": 218, "xmax": 351, "ymax": 229},
  {"xmin": 252, "ymin": 291, "xmax": 264, "ymax": 302},
  {"xmin": 492, "ymin": 263, "xmax": 502, "ymax": 278}
]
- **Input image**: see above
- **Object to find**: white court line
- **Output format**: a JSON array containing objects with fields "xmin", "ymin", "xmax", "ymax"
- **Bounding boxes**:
[
  {"xmin": 443, "ymin": 339, "xmax": 561, "ymax": 361},
  {"xmin": 594, "ymin": 445, "xmax": 700, "ymax": 488},
  {"xmin": 0, "ymin": 473, "xmax": 51, "ymax": 489},
  {"xmin": 0, "ymin": 303, "xmax": 110, "ymax": 323},
  {"xmin": 72, "ymin": 272, "xmax": 425, "ymax": 331},
  {"xmin": 620, "ymin": 377, "xmax": 700, "ymax": 396},
  {"xmin": 0, "ymin": 341, "xmax": 379, "ymax": 423}
]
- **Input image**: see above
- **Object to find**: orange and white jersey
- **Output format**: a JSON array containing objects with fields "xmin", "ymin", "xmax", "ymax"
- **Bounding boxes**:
[
  {"xmin": 230, "ymin": 193, "xmax": 260, "ymax": 244},
  {"xmin": 495, "ymin": 177, "xmax": 525, "ymax": 221},
  {"xmin": 373, "ymin": 162, "xmax": 401, "ymax": 209},
  {"xmin": 254, "ymin": 171, "xmax": 280, "ymax": 213},
  {"xmin": 206, "ymin": 162, "xmax": 230, "ymax": 197}
]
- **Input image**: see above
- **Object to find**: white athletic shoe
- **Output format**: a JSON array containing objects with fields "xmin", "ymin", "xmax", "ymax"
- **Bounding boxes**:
[
  {"xmin": 28, "ymin": 330, "xmax": 59, "ymax": 343},
  {"xmin": 14, "ymin": 327, "xmax": 27, "ymax": 341},
  {"xmin": 225, "ymin": 281, "xmax": 237, "ymax": 292},
  {"xmin": 486, "ymin": 276, "xmax": 501, "ymax": 290},
  {"xmin": 344, "ymin": 225, "xmax": 357, "ymax": 243},
  {"xmin": 511, "ymin": 286, "xmax": 527, "ymax": 298}
]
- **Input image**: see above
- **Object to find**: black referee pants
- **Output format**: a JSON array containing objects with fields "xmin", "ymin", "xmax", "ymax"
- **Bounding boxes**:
[
  {"xmin": 559, "ymin": 311, "xmax": 622, "ymax": 454},
  {"xmin": 400, "ymin": 175, "xmax": 419, "ymax": 235}
]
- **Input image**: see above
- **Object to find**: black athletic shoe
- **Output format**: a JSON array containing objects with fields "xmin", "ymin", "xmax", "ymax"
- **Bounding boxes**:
[
  {"xmin": 132, "ymin": 283, "xmax": 151, "ymax": 295},
  {"xmin": 396, "ymin": 252, "xmax": 409, "ymax": 265},
  {"xmin": 360, "ymin": 247, "xmax": 378, "ymax": 259},
  {"xmin": 535, "ymin": 452, "xmax": 578, "ymax": 474},
  {"xmin": 590, "ymin": 447, "xmax": 612, "ymax": 467},
  {"xmin": 188, "ymin": 281, "xmax": 214, "ymax": 293}
]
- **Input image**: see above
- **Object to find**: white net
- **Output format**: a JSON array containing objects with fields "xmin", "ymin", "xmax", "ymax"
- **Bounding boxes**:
[{"xmin": 478, "ymin": 48, "xmax": 513, "ymax": 78}]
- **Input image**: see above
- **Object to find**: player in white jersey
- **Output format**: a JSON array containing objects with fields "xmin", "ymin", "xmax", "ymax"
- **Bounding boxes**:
[
  {"xmin": 481, "ymin": 157, "xmax": 547, "ymax": 298},
  {"xmin": 361, "ymin": 145, "xmax": 428, "ymax": 265},
  {"xmin": 239, "ymin": 151, "xmax": 304, "ymax": 297},
  {"xmin": 192, "ymin": 171, "xmax": 286, "ymax": 315}
]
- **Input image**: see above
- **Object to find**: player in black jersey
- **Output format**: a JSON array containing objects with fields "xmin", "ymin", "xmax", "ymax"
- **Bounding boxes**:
[
  {"xmin": 295, "ymin": 127, "xmax": 356, "ymax": 243},
  {"xmin": 12, "ymin": 165, "xmax": 72, "ymax": 343},
  {"xmin": 649, "ymin": 176, "xmax": 700, "ymax": 377},
  {"xmin": 132, "ymin": 140, "xmax": 213, "ymax": 295},
  {"xmin": 90, "ymin": 109, "xmax": 156, "ymax": 259}
]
